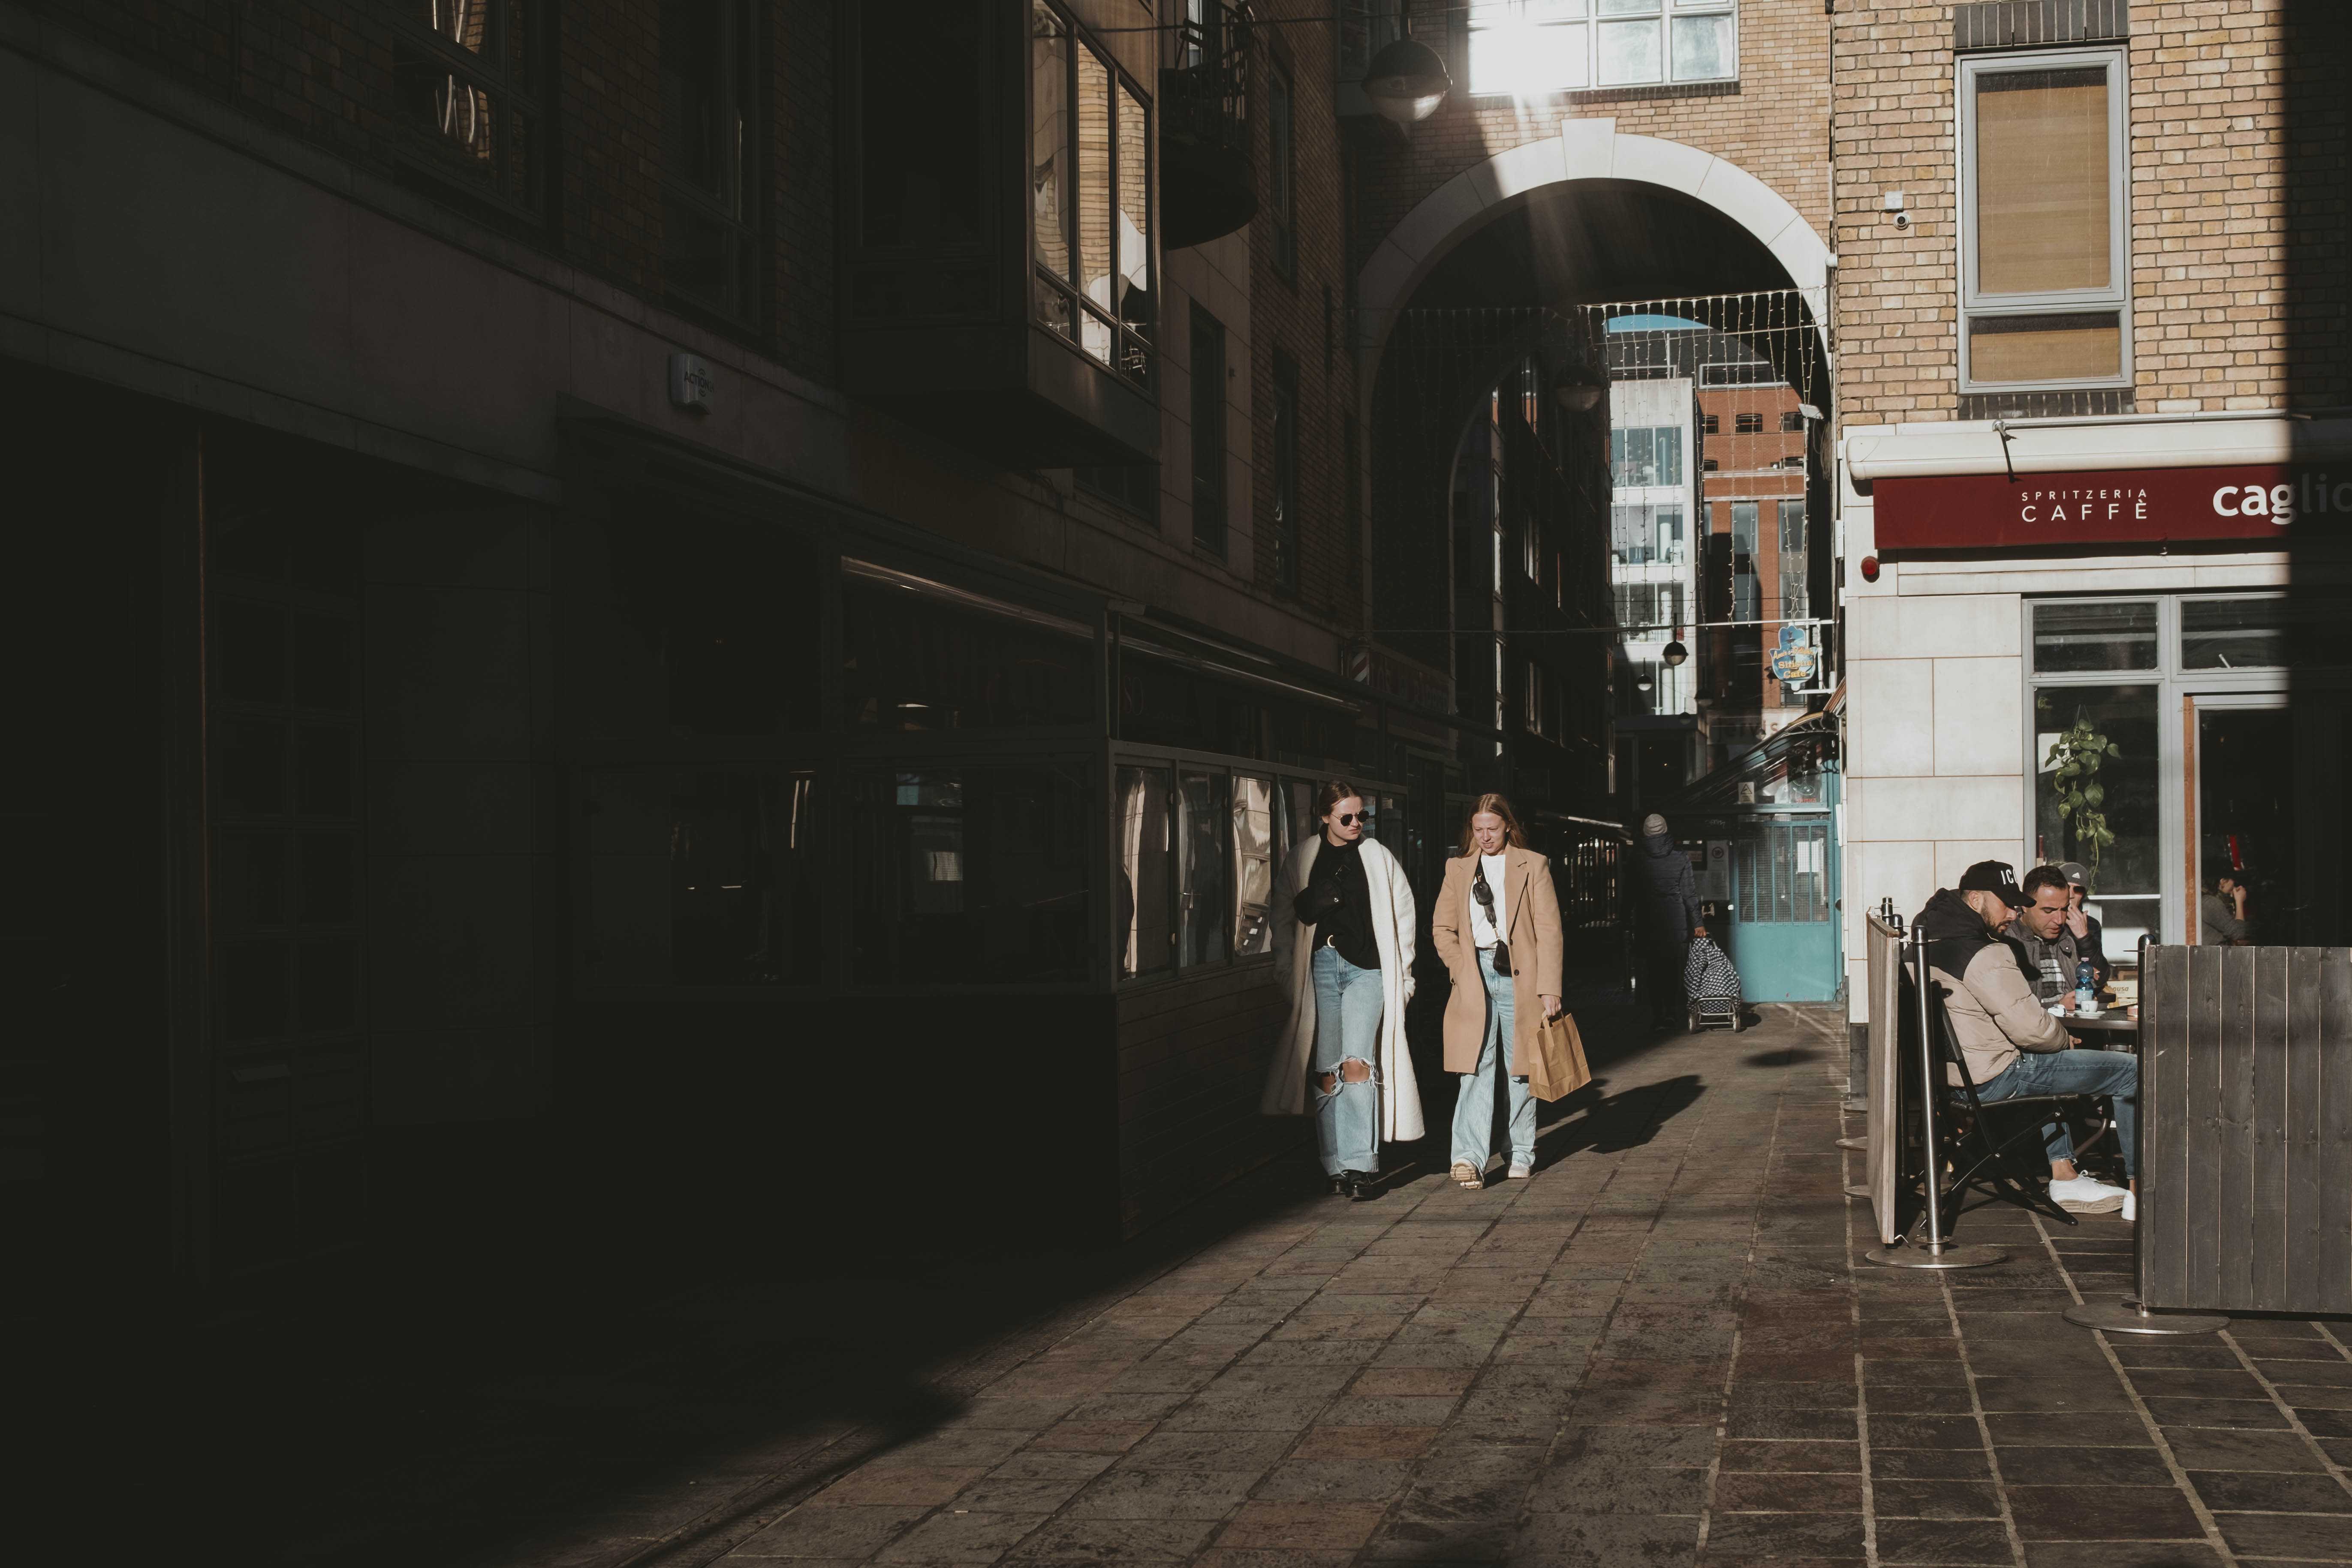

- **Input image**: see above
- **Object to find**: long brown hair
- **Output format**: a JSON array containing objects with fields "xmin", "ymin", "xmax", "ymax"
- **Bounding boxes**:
[{"xmin": 1456, "ymin": 792, "xmax": 1528, "ymax": 858}]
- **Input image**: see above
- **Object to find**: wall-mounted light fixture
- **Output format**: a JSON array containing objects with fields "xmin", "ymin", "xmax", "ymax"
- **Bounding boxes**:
[{"xmin": 1363, "ymin": 33, "xmax": 1452, "ymax": 125}]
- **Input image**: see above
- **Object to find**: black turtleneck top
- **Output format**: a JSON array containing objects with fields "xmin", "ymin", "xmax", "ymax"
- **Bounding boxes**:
[{"xmin": 1296, "ymin": 837, "xmax": 1379, "ymax": 969}]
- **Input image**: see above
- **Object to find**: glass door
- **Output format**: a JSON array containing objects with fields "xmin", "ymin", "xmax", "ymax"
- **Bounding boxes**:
[{"xmin": 2183, "ymin": 692, "xmax": 2291, "ymax": 945}]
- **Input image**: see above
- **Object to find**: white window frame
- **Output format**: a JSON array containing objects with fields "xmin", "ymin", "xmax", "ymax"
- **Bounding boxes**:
[
  {"xmin": 1956, "ymin": 44, "xmax": 2132, "ymax": 394},
  {"xmin": 1466, "ymin": 0, "xmax": 1736, "ymax": 99}
]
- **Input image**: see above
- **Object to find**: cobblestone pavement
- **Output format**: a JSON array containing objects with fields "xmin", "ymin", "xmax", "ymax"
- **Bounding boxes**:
[{"xmin": 345, "ymin": 1004, "xmax": 2352, "ymax": 1568}]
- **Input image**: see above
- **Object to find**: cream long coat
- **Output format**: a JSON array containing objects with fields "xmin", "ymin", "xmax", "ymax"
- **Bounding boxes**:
[
  {"xmin": 1259, "ymin": 834, "xmax": 1425, "ymax": 1142},
  {"xmin": 1431, "ymin": 845, "xmax": 1566, "ymax": 1075}
]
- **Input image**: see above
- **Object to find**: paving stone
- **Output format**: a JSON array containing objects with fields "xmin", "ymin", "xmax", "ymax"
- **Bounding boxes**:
[
  {"xmin": 1057, "ymin": 1469, "xmax": 1263, "ymax": 1520},
  {"xmin": 732, "ymin": 1505, "xmax": 931, "ymax": 1559},
  {"xmin": 1872, "ymin": 1477, "xmax": 2003, "ymax": 1517},
  {"xmin": 1698, "ymin": 1510, "xmax": 1866, "ymax": 1560},
  {"xmin": 1000, "ymin": 1514, "xmax": 1217, "ymax": 1564},
  {"xmin": 1509, "ymin": 1510, "xmax": 1704, "ymax": 1566},
  {"xmin": 2211, "ymin": 1509, "xmax": 2352, "ymax": 1560},
  {"xmin": 2019, "ymin": 1546, "xmax": 2226, "ymax": 1568},
  {"xmin": 1211, "ymin": 1500, "xmax": 1387, "ymax": 1550},
  {"xmin": 1873, "ymin": 1517, "xmax": 2015, "ymax": 1564},
  {"xmin": 2004, "ymin": 1484, "xmax": 2205, "ymax": 1541},
  {"xmin": 1711, "ymin": 1470, "xmax": 1864, "ymax": 1512},
  {"xmin": 1717, "ymin": 1439, "xmax": 1862, "ymax": 1473},
  {"xmin": 2187, "ymin": 1467, "xmax": 2352, "ymax": 1512},
  {"xmin": 873, "ymin": 1510, "xmax": 1051, "ymax": 1564},
  {"xmin": 2160, "ymin": 1424, "xmax": 2329, "ymax": 1471}
]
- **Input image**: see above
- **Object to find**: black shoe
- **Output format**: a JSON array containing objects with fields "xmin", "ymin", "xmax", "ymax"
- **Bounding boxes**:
[
  {"xmin": 1327, "ymin": 1172, "xmax": 1350, "ymax": 1197},
  {"xmin": 1345, "ymin": 1171, "xmax": 1379, "ymax": 1201}
]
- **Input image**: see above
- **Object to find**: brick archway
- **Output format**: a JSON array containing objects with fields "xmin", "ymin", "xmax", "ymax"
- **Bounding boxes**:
[{"xmin": 1356, "ymin": 120, "xmax": 1831, "ymax": 380}]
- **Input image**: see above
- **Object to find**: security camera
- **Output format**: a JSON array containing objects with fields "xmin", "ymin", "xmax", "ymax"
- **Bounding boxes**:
[
  {"xmin": 1883, "ymin": 190, "xmax": 1910, "ymax": 230},
  {"xmin": 1893, "ymin": 211, "xmax": 1911, "ymax": 231}
]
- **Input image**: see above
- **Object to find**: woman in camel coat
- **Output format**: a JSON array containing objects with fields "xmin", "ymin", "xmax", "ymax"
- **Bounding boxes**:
[{"xmin": 1431, "ymin": 793, "xmax": 1564, "ymax": 1189}]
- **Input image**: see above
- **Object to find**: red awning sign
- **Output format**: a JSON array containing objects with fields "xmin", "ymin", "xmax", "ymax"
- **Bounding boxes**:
[{"xmin": 1873, "ymin": 464, "xmax": 2352, "ymax": 551}]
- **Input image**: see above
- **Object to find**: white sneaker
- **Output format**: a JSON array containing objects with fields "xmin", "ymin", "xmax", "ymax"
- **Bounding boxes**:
[
  {"xmin": 1507, "ymin": 1161, "xmax": 1533, "ymax": 1180},
  {"xmin": 2050, "ymin": 1175, "xmax": 2128, "ymax": 1214},
  {"xmin": 2121, "ymin": 1189, "xmax": 2136, "ymax": 1222}
]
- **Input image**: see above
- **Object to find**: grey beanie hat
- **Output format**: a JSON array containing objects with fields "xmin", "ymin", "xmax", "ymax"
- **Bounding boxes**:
[{"xmin": 1641, "ymin": 813, "xmax": 1668, "ymax": 838}]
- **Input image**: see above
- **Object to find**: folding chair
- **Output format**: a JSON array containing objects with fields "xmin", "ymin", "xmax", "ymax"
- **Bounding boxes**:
[{"xmin": 1921, "ymin": 975, "xmax": 2102, "ymax": 1228}]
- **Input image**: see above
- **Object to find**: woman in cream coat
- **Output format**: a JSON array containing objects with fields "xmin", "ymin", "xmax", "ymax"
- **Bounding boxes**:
[
  {"xmin": 1262, "ymin": 780, "xmax": 1424, "ymax": 1199},
  {"xmin": 1431, "ymin": 793, "xmax": 1564, "ymax": 1189}
]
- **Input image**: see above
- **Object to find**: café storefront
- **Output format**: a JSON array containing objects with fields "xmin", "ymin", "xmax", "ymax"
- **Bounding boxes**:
[{"xmin": 1840, "ymin": 415, "xmax": 2352, "ymax": 1021}]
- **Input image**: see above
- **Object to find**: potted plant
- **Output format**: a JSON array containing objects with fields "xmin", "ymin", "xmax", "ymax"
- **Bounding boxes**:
[{"xmin": 2043, "ymin": 715, "xmax": 2118, "ymax": 885}]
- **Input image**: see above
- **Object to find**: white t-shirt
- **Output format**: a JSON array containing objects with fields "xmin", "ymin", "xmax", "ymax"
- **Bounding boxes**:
[{"xmin": 1470, "ymin": 852, "xmax": 1509, "ymax": 949}]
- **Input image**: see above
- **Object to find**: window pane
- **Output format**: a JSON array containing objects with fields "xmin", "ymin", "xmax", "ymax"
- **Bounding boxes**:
[
  {"xmin": 1671, "ymin": 12, "xmax": 1732, "ymax": 78},
  {"xmin": 1598, "ymin": 0, "xmax": 1655, "ymax": 13},
  {"xmin": 661, "ymin": 0, "xmax": 729, "ymax": 197},
  {"xmin": 580, "ymin": 512, "xmax": 824, "ymax": 739},
  {"xmin": 1117, "ymin": 80, "xmax": 1152, "ymax": 351},
  {"xmin": 844, "ymin": 581, "xmax": 1094, "ymax": 730},
  {"xmin": 1598, "ymin": 17, "xmax": 1662, "ymax": 82},
  {"xmin": 2032, "ymin": 600, "xmax": 2157, "ymax": 673},
  {"xmin": 672, "ymin": 770, "xmax": 814, "ymax": 984},
  {"xmin": 2033, "ymin": 682, "xmax": 2160, "ymax": 902},
  {"xmin": 1233, "ymin": 776, "xmax": 1276, "ymax": 956},
  {"xmin": 1031, "ymin": 3, "xmax": 1070, "ymax": 281},
  {"xmin": 2182, "ymin": 597, "xmax": 2289, "ymax": 670},
  {"xmin": 1076, "ymin": 47, "xmax": 1114, "ymax": 363},
  {"xmin": 219, "ymin": 601, "xmax": 287, "ymax": 704},
  {"xmin": 1117, "ymin": 765, "xmax": 1173, "ymax": 978},
  {"xmin": 1974, "ymin": 65, "xmax": 2111, "ymax": 295},
  {"xmin": 1178, "ymin": 771, "xmax": 1232, "ymax": 966},
  {"xmin": 1968, "ymin": 312, "xmax": 2121, "ymax": 383},
  {"xmin": 862, "ymin": 0, "xmax": 983, "ymax": 246},
  {"xmin": 852, "ymin": 766, "xmax": 1090, "ymax": 985}
]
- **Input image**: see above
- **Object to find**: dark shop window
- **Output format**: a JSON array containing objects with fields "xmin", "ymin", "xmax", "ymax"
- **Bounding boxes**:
[
  {"xmin": 1780, "ymin": 409, "xmax": 1807, "ymax": 432},
  {"xmin": 1178, "ymin": 770, "xmax": 1232, "ymax": 967},
  {"xmin": 1191, "ymin": 302, "xmax": 1228, "ymax": 557},
  {"xmin": 1734, "ymin": 411, "xmax": 1764, "ymax": 433},
  {"xmin": 1117, "ymin": 764, "xmax": 1175, "ymax": 978},
  {"xmin": 851, "ymin": 765, "xmax": 1091, "ymax": 985},
  {"xmin": 843, "ymin": 573, "xmax": 1095, "ymax": 730},
  {"xmin": 578, "ymin": 510, "xmax": 823, "ymax": 740},
  {"xmin": 1269, "ymin": 66, "xmax": 1296, "ymax": 280},
  {"xmin": 391, "ymin": 0, "xmax": 545, "ymax": 212},
  {"xmin": 1271, "ymin": 350, "xmax": 1299, "ymax": 593},
  {"xmin": 584, "ymin": 768, "xmax": 821, "ymax": 986},
  {"xmin": 663, "ymin": 0, "xmax": 760, "ymax": 317},
  {"xmin": 1117, "ymin": 650, "xmax": 1265, "ymax": 758}
]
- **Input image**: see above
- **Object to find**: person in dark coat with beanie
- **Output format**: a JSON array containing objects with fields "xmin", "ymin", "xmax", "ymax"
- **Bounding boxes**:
[{"xmin": 1634, "ymin": 813, "xmax": 1701, "ymax": 1030}]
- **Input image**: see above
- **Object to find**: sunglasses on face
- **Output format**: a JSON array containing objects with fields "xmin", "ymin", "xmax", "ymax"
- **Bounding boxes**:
[{"xmin": 1332, "ymin": 812, "xmax": 1362, "ymax": 827}]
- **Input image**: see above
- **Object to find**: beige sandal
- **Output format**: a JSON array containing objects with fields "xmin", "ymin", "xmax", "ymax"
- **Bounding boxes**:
[{"xmin": 1451, "ymin": 1160, "xmax": 1484, "ymax": 1190}]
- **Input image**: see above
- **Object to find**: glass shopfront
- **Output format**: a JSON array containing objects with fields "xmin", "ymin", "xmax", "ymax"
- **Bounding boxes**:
[{"xmin": 2025, "ymin": 593, "xmax": 2346, "ymax": 951}]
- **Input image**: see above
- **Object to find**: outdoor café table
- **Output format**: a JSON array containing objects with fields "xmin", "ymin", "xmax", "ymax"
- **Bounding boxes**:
[{"xmin": 2064, "ymin": 1012, "xmax": 2139, "ymax": 1050}]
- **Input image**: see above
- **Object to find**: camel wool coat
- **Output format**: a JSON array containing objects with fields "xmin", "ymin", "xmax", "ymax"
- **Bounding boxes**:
[{"xmin": 1431, "ymin": 845, "xmax": 1566, "ymax": 1075}]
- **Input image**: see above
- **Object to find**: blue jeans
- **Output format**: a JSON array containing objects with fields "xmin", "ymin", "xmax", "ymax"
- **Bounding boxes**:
[
  {"xmin": 1311, "ymin": 945, "xmax": 1383, "ymax": 1175},
  {"xmin": 1974, "ymin": 1047, "xmax": 2138, "ymax": 1177},
  {"xmin": 1452, "ymin": 947, "xmax": 1535, "ymax": 1173}
]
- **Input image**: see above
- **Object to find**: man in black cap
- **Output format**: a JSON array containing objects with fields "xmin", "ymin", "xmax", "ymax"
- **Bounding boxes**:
[{"xmin": 1913, "ymin": 860, "xmax": 2138, "ymax": 1218}]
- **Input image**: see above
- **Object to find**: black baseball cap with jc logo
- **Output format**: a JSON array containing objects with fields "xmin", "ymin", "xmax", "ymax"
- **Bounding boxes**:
[{"xmin": 1957, "ymin": 860, "xmax": 2033, "ymax": 909}]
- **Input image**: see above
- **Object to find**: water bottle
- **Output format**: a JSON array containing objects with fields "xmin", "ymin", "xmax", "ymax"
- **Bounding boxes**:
[{"xmin": 2075, "ymin": 960, "xmax": 2096, "ymax": 1014}]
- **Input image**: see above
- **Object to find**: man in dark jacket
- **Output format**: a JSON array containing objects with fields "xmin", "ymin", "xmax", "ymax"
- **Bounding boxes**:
[
  {"xmin": 2059, "ymin": 862, "xmax": 2108, "ymax": 987},
  {"xmin": 1635, "ymin": 813, "xmax": 1701, "ymax": 1031}
]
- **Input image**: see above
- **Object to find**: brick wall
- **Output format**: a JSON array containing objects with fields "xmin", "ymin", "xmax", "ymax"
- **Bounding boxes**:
[
  {"xmin": 1252, "ymin": 4, "xmax": 1364, "ymax": 630},
  {"xmin": 1832, "ymin": 0, "xmax": 2351, "ymax": 422},
  {"xmin": 1350, "ymin": 0, "xmax": 1835, "ymax": 277}
]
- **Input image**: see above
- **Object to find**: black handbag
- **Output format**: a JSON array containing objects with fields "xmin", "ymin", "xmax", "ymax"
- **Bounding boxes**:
[{"xmin": 1472, "ymin": 862, "xmax": 1511, "ymax": 975}]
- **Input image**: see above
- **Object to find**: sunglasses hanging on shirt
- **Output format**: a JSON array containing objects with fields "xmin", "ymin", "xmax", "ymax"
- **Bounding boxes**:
[{"xmin": 1472, "ymin": 862, "xmax": 1512, "ymax": 975}]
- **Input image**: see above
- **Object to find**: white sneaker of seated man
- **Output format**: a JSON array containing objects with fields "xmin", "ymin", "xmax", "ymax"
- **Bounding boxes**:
[{"xmin": 2049, "ymin": 1174, "xmax": 2129, "ymax": 1214}]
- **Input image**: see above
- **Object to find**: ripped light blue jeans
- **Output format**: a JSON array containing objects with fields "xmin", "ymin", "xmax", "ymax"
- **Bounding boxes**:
[
  {"xmin": 1311, "ymin": 944, "xmax": 1383, "ymax": 1175},
  {"xmin": 1452, "ymin": 945, "xmax": 1535, "ymax": 1174}
]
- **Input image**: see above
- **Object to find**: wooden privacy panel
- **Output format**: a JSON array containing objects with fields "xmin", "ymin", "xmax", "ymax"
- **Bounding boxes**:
[
  {"xmin": 2141, "ymin": 945, "xmax": 2352, "ymax": 1314},
  {"xmin": 1864, "ymin": 916, "xmax": 1904, "ymax": 1247}
]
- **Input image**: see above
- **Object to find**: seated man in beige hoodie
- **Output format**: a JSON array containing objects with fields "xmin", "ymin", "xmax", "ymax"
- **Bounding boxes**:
[{"xmin": 1912, "ymin": 861, "xmax": 2138, "ymax": 1219}]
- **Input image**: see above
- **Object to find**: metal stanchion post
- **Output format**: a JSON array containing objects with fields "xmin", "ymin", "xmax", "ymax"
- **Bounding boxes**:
[
  {"xmin": 1868, "ymin": 926, "xmax": 2006, "ymax": 1270},
  {"xmin": 2066, "ymin": 937, "xmax": 2227, "ymax": 1335}
]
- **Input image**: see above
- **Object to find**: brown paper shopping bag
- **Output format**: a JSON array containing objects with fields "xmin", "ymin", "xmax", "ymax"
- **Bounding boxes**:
[{"xmin": 1526, "ymin": 1011, "xmax": 1592, "ymax": 1102}]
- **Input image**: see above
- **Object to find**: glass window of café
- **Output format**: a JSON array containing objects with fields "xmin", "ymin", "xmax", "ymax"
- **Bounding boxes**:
[{"xmin": 2026, "ymin": 594, "xmax": 2339, "ymax": 952}]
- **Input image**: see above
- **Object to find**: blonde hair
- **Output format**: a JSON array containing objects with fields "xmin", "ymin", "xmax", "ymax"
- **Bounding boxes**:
[{"xmin": 1457, "ymin": 792, "xmax": 1528, "ymax": 857}]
